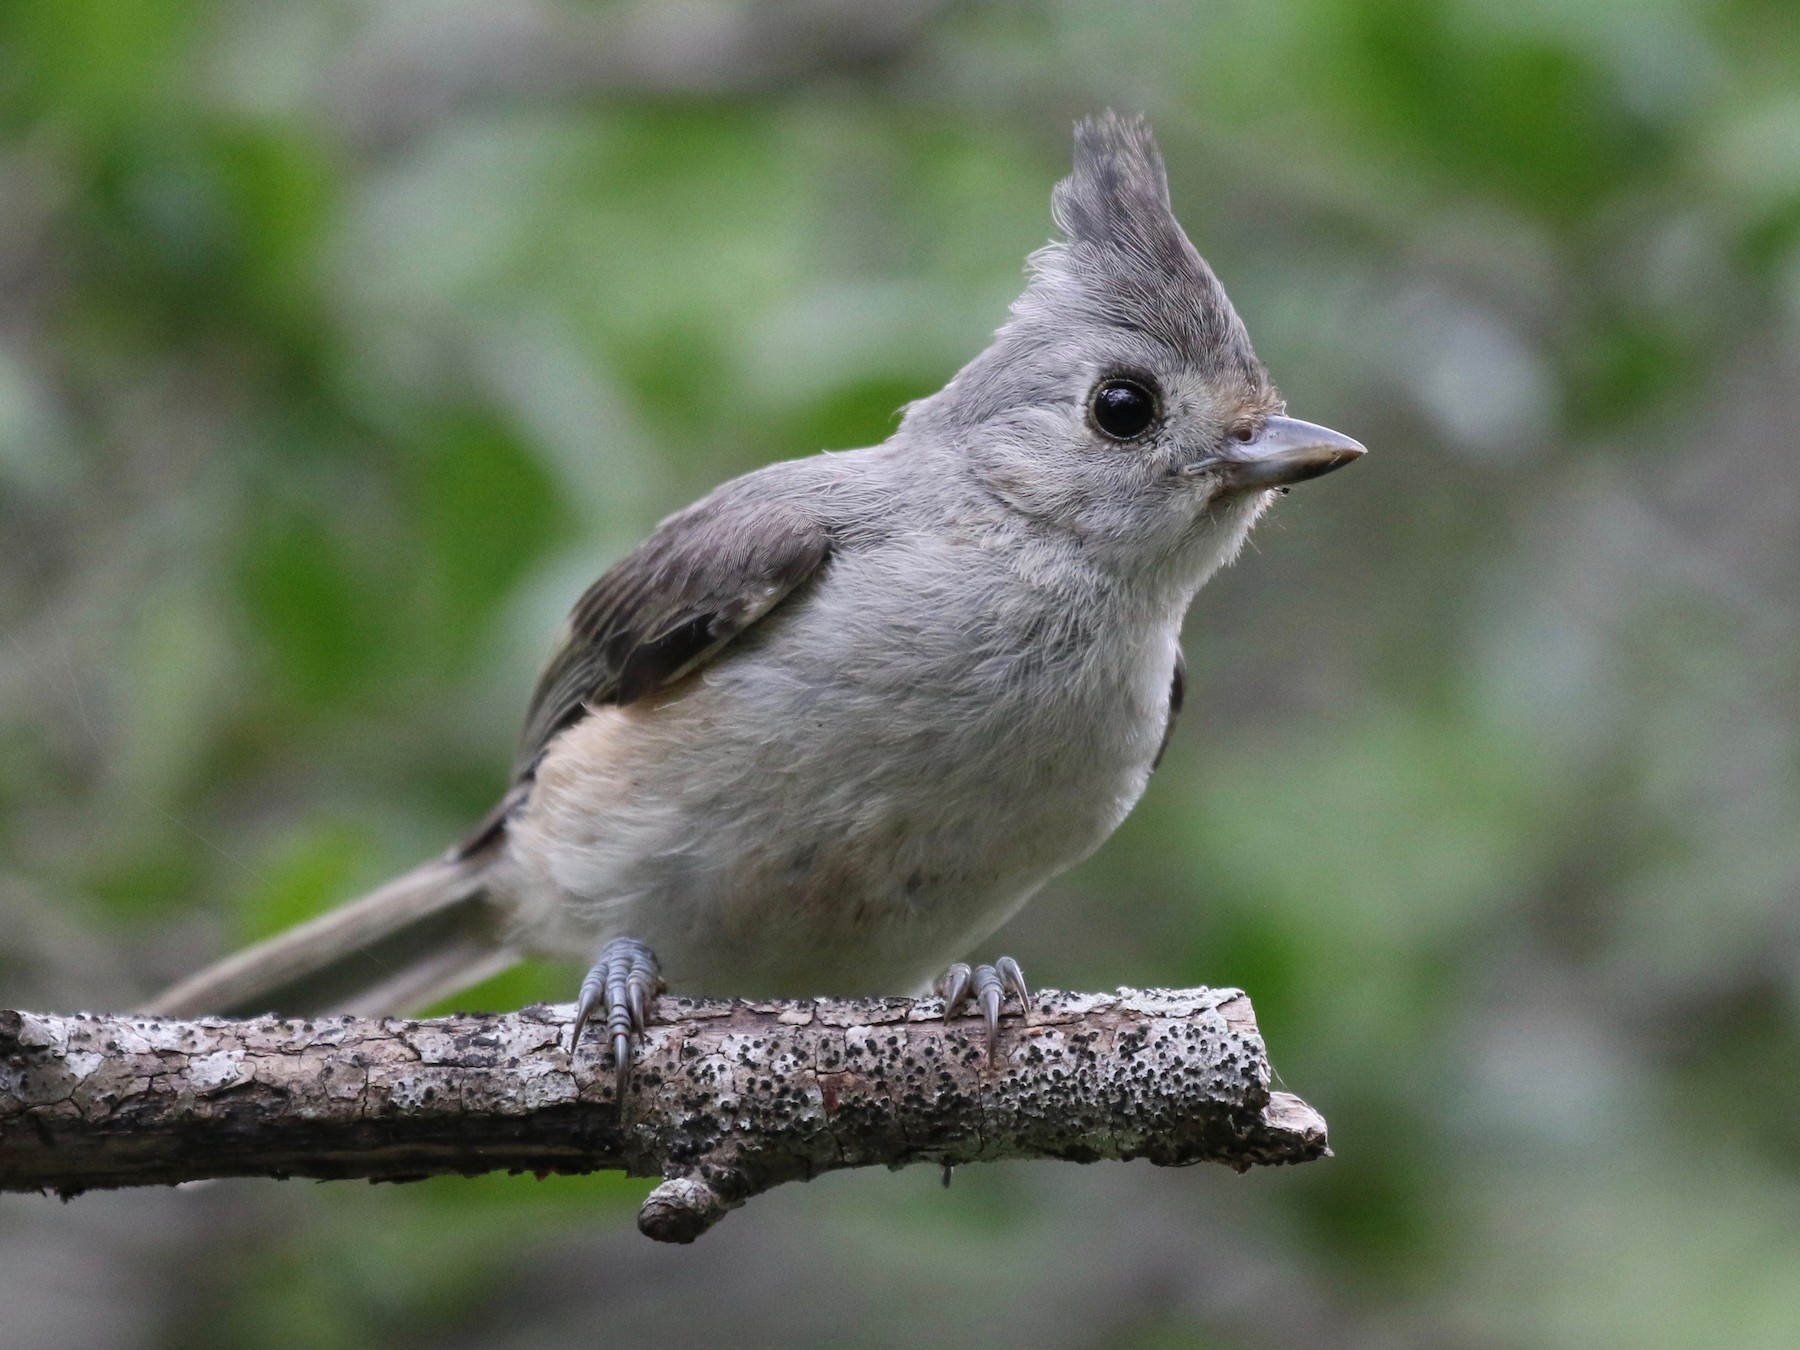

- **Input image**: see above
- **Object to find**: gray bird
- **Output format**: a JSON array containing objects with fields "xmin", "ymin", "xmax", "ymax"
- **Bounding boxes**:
[{"xmin": 149, "ymin": 113, "xmax": 1364, "ymax": 1087}]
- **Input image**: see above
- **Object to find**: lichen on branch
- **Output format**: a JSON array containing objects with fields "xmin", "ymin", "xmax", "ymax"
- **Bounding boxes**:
[{"xmin": 0, "ymin": 987, "xmax": 1327, "ymax": 1243}]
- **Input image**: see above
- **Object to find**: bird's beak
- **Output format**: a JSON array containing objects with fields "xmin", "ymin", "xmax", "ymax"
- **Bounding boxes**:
[{"xmin": 1199, "ymin": 416, "xmax": 1366, "ymax": 492}]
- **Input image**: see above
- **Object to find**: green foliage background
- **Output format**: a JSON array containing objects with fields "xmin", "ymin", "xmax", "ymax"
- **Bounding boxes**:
[{"xmin": 4, "ymin": 2, "xmax": 1799, "ymax": 1345}]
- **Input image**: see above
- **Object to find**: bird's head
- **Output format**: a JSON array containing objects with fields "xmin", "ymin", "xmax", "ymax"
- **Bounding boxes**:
[{"xmin": 910, "ymin": 113, "xmax": 1364, "ymax": 594}]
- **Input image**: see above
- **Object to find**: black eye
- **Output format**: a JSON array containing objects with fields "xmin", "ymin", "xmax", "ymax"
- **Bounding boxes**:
[{"xmin": 1089, "ymin": 378, "xmax": 1158, "ymax": 440}]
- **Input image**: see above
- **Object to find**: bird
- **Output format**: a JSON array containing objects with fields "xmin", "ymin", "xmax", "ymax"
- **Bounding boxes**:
[{"xmin": 148, "ymin": 113, "xmax": 1365, "ymax": 1092}]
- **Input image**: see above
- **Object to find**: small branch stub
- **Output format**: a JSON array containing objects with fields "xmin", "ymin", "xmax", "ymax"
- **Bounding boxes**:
[{"xmin": 0, "ymin": 987, "xmax": 1327, "ymax": 1242}]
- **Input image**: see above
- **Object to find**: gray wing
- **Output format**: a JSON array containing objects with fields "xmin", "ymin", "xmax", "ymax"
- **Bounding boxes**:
[
  {"xmin": 455, "ymin": 485, "xmax": 833, "ymax": 859},
  {"xmin": 519, "ymin": 491, "xmax": 832, "ymax": 776}
]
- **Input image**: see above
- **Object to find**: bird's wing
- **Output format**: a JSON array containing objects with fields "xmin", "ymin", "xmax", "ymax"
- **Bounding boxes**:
[
  {"xmin": 516, "ymin": 489, "xmax": 834, "ymax": 780},
  {"xmin": 452, "ymin": 483, "xmax": 834, "ymax": 860}
]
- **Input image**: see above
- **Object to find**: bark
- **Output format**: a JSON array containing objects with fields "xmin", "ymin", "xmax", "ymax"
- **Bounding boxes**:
[{"xmin": 0, "ymin": 987, "xmax": 1327, "ymax": 1243}]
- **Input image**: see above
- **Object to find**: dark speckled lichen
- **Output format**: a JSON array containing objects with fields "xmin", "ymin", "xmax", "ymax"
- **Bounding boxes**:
[{"xmin": 1, "ymin": 988, "xmax": 1327, "ymax": 1243}]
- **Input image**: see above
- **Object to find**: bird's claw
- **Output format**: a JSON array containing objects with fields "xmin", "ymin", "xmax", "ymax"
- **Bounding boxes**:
[
  {"xmin": 568, "ymin": 936, "xmax": 665, "ymax": 1097},
  {"xmin": 937, "ymin": 956, "xmax": 1029, "ymax": 1063}
]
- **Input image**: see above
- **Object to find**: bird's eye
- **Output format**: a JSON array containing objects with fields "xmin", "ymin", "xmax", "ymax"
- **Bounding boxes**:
[
  {"xmin": 1089, "ymin": 378, "xmax": 1159, "ymax": 440},
  {"xmin": 1229, "ymin": 423, "xmax": 1257, "ymax": 443}
]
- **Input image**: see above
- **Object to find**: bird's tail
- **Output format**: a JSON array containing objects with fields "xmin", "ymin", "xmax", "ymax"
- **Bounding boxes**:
[{"xmin": 144, "ymin": 852, "xmax": 515, "ymax": 1019}]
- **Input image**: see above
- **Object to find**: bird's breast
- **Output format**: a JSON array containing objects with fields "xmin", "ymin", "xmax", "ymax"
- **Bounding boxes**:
[{"xmin": 501, "ymin": 539, "xmax": 1182, "ymax": 995}]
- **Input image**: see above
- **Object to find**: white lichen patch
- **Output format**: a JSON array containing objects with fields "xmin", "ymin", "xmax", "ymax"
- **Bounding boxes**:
[
  {"xmin": 1114, "ymin": 986, "xmax": 1234, "ymax": 1017},
  {"xmin": 60, "ymin": 1050, "xmax": 105, "ymax": 1081},
  {"xmin": 112, "ymin": 1020, "xmax": 199, "ymax": 1055},
  {"xmin": 186, "ymin": 1050, "xmax": 249, "ymax": 1093},
  {"xmin": 10, "ymin": 1014, "xmax": 66, "ymax": 1052}
]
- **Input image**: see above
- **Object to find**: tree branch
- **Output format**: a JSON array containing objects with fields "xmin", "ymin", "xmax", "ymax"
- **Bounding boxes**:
[{"xmin": 0, "ymin": 987, "xmax": 1327, "ymax": 1243}]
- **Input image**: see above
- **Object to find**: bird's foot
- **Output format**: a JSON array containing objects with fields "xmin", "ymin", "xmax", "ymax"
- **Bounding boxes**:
[
  {"xmin": 568, "ymin": 936, "xmax": 666, "ymax": 1096},
  {"xmin": 937, "ymin": 956, "xmax": 1029, "ymax": 1064}
]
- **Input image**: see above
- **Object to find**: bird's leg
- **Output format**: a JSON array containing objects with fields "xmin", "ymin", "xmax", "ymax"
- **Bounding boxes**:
[
  {"xmin": 568, "ymin": 936, "xmax": 666, "ymax": 1096},
  {"xmin": 936, "ymin": 956, "xmax": 1030, "ymax": 1063}
]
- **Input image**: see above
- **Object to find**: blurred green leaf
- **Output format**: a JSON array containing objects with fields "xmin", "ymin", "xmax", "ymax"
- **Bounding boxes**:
[
  {"xmin": 1325, "ymin": 0, "xmax": 1666, "ymax": 218},
  {"xmin": 1565, "ymin": 317, "xmax": 1697, "ymax": 430},
  {"xmin": 82, "ymin": 841, "xmax": 208, "ymax": 919},
  {"xmin": 414, "ymin": 413, "xmax": 570, "ymax": 642},
  {"xmin": 781, "ymin": 374, "xmax": 932, "ymax": 454},
  {"xmin": 234, "ymin": 818, "xmax": 380, "ymax": 943},
  {"xmin": 238, "ymin": 507, "xmax": 396, "ymax": 708},
  {"xmin": 1288, "ymin": 1094, "xmax": 1451, "ymax": 1286},
  {"xmin": 0, "ymin": 0, "xmax": 192, "ymax": 138},
  {"xmin": 207, "ymin": 121, "xmax": 336, "ymax": 336}
]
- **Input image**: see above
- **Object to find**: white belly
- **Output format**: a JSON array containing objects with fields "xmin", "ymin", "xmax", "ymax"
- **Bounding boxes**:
[{"xmin": 499, "ymin": 554, "xmax": 1181, "ymax": 996}]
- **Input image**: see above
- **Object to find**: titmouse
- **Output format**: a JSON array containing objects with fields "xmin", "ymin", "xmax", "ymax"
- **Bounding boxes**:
[{"xmin": 149, "ymin": 114, "xmax": 1364, "ymax": 1087}]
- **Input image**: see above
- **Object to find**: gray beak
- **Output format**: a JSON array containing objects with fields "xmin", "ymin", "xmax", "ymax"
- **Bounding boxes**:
[{"xmin": 1203, "ymin": 415, "xmax": 1366, "ymax": 492}]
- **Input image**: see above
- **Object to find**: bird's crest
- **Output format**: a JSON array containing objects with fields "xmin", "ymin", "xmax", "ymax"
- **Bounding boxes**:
[{"xmin": 1030, "ymin": 112, "xmax": 1261, "ymax": 381}]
